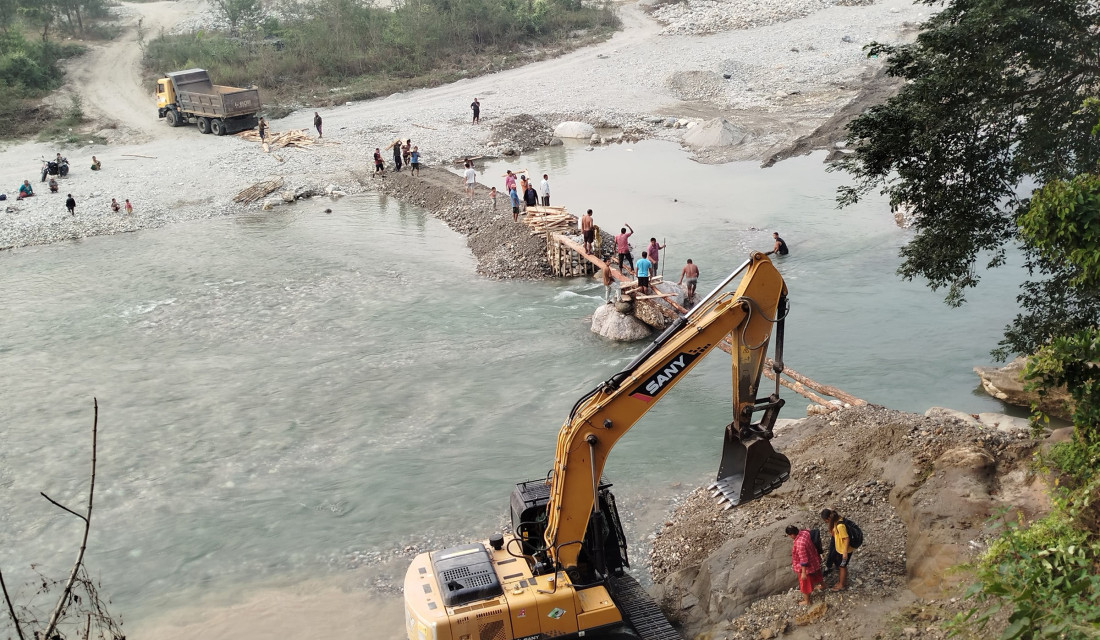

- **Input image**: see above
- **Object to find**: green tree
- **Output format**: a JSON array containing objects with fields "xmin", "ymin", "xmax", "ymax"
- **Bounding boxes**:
[
  {"xmin": 214, "ymin": 0, "xmax": 263, "ymax": 34},
  {"xmin": 837, "ymin": 0, "xmax": 1100, "ymax": 355}
]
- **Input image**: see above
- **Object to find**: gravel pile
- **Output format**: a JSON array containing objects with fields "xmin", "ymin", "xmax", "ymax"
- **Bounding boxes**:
[
  {"xmin": 648, "ymin": 405, "xmax": 1044, "ymax": 640},
  {"xmin": 652, "ymin": 0, "xmax": 843, "ymax": 36},
  {"xmin": 371, "ymin": 168, "xmax": 551, "ymax": 279}
]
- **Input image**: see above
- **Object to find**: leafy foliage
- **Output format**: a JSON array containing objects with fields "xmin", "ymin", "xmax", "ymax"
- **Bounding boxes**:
[
  {"xmin": 837, "ymin": 0, "xmax": 1100, "ymax": 318},
  {"xmin": 144, "ymin": 0, "xmax": 618, "ymax": 104}
]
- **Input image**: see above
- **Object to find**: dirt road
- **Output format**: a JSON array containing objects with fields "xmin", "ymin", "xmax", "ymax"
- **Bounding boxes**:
[{"xmin": 58, "ymin": 0, "xmax": 202, "ymax": 143}]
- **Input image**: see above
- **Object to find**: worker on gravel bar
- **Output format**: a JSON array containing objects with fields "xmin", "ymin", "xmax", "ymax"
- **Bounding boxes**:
[
  {"xmin": 314, "ymin": 112, "xmax": 322, "ymax": 138},
  {"xmin": 258, "ymin": 118, "xmax": 267, "ymax": 143},
  {"xmin": 471, "ymin": 97, "xmax": 480, "ymax": 124},
  {"xmin": 65, "ymin": 193, "xmax": 76, "ymax": 216},
  {"xmin": 374, "ymin": 148, "xmax": 385, "ymax": 174}
]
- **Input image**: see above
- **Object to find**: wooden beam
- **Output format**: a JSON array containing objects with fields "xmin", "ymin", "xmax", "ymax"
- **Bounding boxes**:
[{"xmin": 767, "ymin": 360, "xmax": 867, "ymax": 406}]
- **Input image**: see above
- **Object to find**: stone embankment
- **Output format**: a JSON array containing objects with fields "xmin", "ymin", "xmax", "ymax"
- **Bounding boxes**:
[{"xmin": 648, "ymin": 404, "xmax": 1062, "ymax": 640}]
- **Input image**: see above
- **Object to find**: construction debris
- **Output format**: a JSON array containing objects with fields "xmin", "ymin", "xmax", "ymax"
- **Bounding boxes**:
[
  {"xmin": 233, "ymin": 177, "xmax": 284, "ymax": 204},
  {"xmin": 237, "ymin": 129, "xmax": 316, "ymax": 149},
  {"xmin": 523, "ymin": 206, "xmax": 577, "ymax": 234}
]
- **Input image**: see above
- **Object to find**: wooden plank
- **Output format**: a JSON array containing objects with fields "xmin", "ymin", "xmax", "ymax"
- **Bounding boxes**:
[{"xmin": 634, "ymin": 293, "xmax": 673, "ymax": 300}]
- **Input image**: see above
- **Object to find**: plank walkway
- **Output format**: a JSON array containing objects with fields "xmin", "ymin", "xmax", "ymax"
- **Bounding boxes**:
[{"xmin": 551, "ymin": 233, "xmax": 689, "ymax": 315}]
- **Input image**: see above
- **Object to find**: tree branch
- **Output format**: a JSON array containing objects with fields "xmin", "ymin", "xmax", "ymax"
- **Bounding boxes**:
[
  {"xmin": 0, "ymin": 566, "xmax": 25, "ymax": 640},
  {"xmin": 42, "ymin": 398, "xmax": 98, "ymax": 640}
]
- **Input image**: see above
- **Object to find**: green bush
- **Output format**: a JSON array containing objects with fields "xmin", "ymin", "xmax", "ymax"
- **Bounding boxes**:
[{"xmin": 143, "ymin": 0, "xmax": 619, "ymax": 103}]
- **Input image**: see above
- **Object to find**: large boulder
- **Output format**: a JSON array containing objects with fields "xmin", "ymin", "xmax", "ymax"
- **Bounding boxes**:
[
  {"xmin": 681, "ymin": 118, "xmax": 749, "ymax": 149},
  {"xmin": 553, "ymin": 121, "xmax": 597, "ymax": 139},
  {"xmin": 974, "ymin": 357, "xmax": 1073, "ymax": 419},
  {"xmin": 591, "ymin": 303, "xmax": 652, "ymax": 341}
]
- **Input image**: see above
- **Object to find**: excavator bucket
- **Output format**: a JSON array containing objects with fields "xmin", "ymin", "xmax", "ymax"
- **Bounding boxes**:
[{"xmin": 709, "ymin": 424, "xmax": 791, "ymax": 509}]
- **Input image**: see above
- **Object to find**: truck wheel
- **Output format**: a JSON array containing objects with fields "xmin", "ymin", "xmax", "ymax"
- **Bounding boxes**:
[
  {"xmin": 165, "ymin": 110, "xmax": 179, "ymax": 127},
  {"xmin": 197, "ymin": 117, "xmax": 211, "ymax": 134},
  {"xmin": 211, "ymin": 119, "xmax": 226, "ymax": 136}
]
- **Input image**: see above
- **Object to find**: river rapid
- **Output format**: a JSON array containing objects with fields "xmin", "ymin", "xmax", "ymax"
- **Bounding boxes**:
[{"xmin": 0, "ymin": 143, "xmax": 1024, "ymax": 639}]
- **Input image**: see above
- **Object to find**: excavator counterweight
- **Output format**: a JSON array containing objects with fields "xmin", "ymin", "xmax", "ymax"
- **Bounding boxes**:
[{"xmin": 403, "ymin": 253, "xmax": 791, "ymax": 640}]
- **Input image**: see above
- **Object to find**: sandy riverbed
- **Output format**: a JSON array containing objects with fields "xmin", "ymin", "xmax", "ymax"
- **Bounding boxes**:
[{"xmin": 0, "ymin": 0, "xmax": 934, "ymax": 253}]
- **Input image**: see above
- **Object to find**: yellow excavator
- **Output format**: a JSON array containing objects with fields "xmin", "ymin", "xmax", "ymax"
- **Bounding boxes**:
[{"xmin": 404, "ymin": 252, "xmax": 791, "ymax": 640}]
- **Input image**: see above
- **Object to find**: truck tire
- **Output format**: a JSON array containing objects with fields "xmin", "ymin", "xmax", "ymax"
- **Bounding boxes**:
[
  {"xmin": 165, "ymin": 109, "xmax": 180, "ymax": 127},
  {"xmin": 211, "ymin": 118, "xmax": 226, "ymax": 136},
  {"xmin": 197, "ymin": 117, "xmax": 211, "ymax": 134}
]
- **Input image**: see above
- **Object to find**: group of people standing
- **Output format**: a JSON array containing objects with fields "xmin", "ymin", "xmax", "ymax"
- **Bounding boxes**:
[
  {"xmin": 786, "ymin": 508, "xmax": 860, "ymax": 606},
  {"xmin": 496, "ymin": 170, "xmax": 550, "ymax": 221},
  {"xmin": 374, "ymin": 139, "xmax": 421, "ymax": 176}
]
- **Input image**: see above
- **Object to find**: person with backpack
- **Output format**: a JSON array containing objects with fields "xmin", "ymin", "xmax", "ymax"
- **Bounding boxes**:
[
  {"xmin": 821, "ymin": 508, "xmax": 862, "ymax": 591},
  {"xmin": 785, "ymin": 525, "xmax": 824, "ymax": 605}
]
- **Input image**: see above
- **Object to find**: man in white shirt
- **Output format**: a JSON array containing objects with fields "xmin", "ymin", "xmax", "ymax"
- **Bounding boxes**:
[
  {"xmin": 540, "ymin": 174, "xmax": 550, "ymax": 206},
  {"xmin": 464, "ymin": 162, "xmax": 477, "ymax": 196}
]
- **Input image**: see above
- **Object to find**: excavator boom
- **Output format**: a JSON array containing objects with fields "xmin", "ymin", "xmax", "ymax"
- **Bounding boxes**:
[
  {"xmin": 544, "ymin": 252, "xmax": 789, "ymax": 570},
  {"xmin": 403, "ymin": 253, "xmax": 791, "ymax": 640}
]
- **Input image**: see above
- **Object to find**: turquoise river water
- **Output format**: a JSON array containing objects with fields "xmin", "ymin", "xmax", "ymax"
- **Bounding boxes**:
[{"xmin": 0, "ymin": 142, "xmax": 1025, "ymax": 639}]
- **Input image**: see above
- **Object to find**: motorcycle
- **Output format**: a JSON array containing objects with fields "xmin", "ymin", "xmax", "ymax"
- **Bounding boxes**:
[{"xmin": 40, "ymin": 157, "xmax": 70, "ymax": 182}]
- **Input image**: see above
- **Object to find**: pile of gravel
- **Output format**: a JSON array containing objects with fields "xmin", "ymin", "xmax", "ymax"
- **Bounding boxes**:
[{"xmin": 651, "ymin": 0, "xmax": 850, "ymax": 36}]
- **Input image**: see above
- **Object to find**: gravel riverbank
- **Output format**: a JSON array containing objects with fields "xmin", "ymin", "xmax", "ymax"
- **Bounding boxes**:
[{"xmin": 1, "ymin": 0, "xmax": 935, "ymax": 255}]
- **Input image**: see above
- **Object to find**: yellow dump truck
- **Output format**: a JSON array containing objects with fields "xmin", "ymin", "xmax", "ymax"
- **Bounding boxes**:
[{"xmin": 156, "ymin": 69, "xmax": 261, "ymax": 135}]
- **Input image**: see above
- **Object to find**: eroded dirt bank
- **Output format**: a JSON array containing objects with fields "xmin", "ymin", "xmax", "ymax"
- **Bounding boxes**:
[{"xmin": 648, "ymin": 405, "xmax": 1059, "ymax": 640}]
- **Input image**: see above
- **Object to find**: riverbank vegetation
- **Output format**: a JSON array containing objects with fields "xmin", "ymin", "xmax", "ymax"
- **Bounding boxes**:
[
  {"xmin": 142, "ymin": 0, "xmax": 619, "ymax": 111},
  {"xmin": 838, "ymin": 0, "xmax": 1100, "ymax": 636},
  {"xmin": 0, "ymin": 0, "xmax": 117, "ymax": 139}
]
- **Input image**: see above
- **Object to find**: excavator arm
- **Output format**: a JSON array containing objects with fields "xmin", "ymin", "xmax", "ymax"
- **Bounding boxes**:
[{"xmin": 544, "ymin": 252, "xmax": 791, "ymax": 572}]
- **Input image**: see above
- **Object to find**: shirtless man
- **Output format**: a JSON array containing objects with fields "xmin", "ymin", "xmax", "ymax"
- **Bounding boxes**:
[
  {"xmin": 580, "ymin": 209, "xmax": 595, "ymax": 254},
  {"xmin": 678, "ymin": 259, "xmax": 699, "ymax": 301}
]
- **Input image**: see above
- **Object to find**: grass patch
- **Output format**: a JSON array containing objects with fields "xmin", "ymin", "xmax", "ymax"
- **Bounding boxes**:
[{"xmin": 143, "ymin": 0, "xmax": 619, "ymax": 113}]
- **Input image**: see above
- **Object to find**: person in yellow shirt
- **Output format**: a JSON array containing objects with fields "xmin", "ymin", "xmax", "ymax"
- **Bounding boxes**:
[{"xmin": 821, "ymin": 508, "xmax": 851, "ymax": 591}]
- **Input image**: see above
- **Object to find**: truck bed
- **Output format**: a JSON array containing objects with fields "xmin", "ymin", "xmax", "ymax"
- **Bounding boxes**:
[{"xmin": 177, "ymin": 86, "xmax": 261, "ymax": 119}]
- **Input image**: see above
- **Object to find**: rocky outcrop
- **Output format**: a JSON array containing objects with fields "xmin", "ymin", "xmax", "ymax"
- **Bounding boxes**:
[
  {"xmin": 591, "ymin": 303, "xmax": 652, "ymax": 341},
  {"xmin": 648, "ymin": 405, "xmax": 1051, "ymax": 640},
  {"xmin": 975, "ymin": 357, "xmax": 1074, "ymax": 420}
]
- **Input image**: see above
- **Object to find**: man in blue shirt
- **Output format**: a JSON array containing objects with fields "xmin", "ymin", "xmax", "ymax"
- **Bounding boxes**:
[{"xmin": 635, "ymin": 251, "xmax": 653, "ymax": 294}]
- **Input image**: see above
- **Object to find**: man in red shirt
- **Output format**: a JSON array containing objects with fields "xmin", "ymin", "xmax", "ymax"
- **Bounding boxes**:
[{"xmin": 786, "ymin": 525, "xmax": 823, "ymax": 605}]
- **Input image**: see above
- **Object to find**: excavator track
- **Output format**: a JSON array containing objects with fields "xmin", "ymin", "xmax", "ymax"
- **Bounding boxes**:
[{"xmin": 607, "ymin": 574, "xmax": 683, "ymax": 640}]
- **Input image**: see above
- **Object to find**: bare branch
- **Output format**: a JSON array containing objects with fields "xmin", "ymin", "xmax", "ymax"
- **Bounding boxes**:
[
  {"xmin": 39, "ymin": 493, "xmax": 87, "ymax": 524},
  {"xmin": 0, "ymin": 567, "xmax": 26, "ymax": 640},
  {"xmin": 42, "ymin": 398, "xmax": 98, "ymax": 639}
]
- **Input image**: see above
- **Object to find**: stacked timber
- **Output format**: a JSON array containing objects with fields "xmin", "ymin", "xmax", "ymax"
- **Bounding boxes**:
[
  {"xmin": 237, "ymin": 129, "xmax": 315, "ymax": 148},
  {"xmin": 233, "ymin": 177, "xmax": 284, "ymax": 204},
  {"xmin": 523, "ymin": 206, "xmax": 578, "ymax": 235}
]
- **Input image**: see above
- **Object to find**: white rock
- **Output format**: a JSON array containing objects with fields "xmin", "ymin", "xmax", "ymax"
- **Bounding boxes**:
[
  {"xmin": 591, "ymin": 303, "xmax": 652, "ymax": 341},
  {"xmin": 681, "ymin": 118, "xmax": 749, "ymax": 149},
  {"xmin": 553, "ymin": 121, "xmax": 596, "ymax": 139}
]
